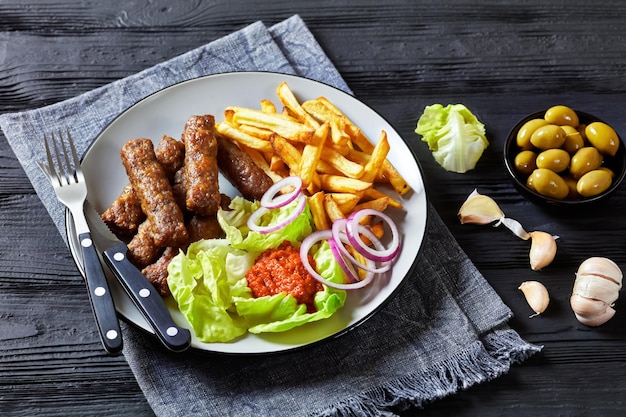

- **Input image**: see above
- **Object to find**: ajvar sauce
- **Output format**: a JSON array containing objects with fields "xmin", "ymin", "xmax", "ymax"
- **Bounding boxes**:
[{"xmin": 246, "ymin": 241, "xmax": 323, "ymax": 313}]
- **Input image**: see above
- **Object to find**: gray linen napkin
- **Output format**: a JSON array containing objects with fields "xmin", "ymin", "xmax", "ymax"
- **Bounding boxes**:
[{"xmin": 0, "ymin": 15, "xmax": 540, "ymax": 417}]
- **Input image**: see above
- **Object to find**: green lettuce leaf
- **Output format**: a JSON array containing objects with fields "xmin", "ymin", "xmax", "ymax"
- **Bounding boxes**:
[
  {"xmin": 415, "ymin": 103, "xmax": 488, "ymax": 173},
  {"xmin": 167, "ymin": 239, "xmax": 256, "ymax": 343}
]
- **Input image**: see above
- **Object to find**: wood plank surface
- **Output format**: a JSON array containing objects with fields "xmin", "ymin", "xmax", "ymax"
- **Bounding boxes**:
[{"xmin": 2, "ymin": 1, "xmax": 626, "ymax": 415}]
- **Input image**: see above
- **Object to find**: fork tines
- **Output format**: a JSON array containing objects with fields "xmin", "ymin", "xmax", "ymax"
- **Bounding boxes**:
[{"xmin": 42, "ymin": 130, "xmax": 83, "ymax": 187}]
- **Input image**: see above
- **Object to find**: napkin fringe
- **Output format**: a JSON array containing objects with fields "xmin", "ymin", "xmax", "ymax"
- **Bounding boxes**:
[{"xmin": 315, "ymin": 327, "xmax": 541, "ymax": 416}]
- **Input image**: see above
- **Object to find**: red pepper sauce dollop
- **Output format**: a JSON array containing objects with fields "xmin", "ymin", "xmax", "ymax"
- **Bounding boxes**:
[{"xmin": 246, "ymin": 241, "xmax": 323, "ymax": 313}]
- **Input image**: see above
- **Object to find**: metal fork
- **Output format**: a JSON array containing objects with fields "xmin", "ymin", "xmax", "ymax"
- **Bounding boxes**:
[{"xmin": 37, "ymin": 131, "xmax": 123, "ymax": 355}]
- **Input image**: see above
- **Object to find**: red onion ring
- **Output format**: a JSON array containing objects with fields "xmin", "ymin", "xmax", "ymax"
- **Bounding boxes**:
[
  {"xmin": 331, "ymin": 218, "xmax": 392, "ymax": 274},
  {"xmin": 345, "ymin": 209, "xmax": 400, "ymax": 262},
  {"xmin": 247, "ymin": 193, "xmax": 307, "ymax": 234},
  {"xmin": 260, "ymin": 176, "xmax": 303, "ymax": 209},
  {"xmin": 300, "ymin": 230, "xmax": 375, "ymax": 290},
  {"xmin": 328, "ymin": 233, "xmax": 362, "ymax": 283}
]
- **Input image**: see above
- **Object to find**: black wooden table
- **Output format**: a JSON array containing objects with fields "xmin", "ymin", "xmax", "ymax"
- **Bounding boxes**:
[{"xmin": 2, "ymin": 1, "xmax": 626, "ymax": 415}]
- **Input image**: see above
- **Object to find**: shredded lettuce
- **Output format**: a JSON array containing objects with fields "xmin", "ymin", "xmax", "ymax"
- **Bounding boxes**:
[
  {"xmin": 167, "ymin": 197, "xmax": 347, "ymax": 343},
  {"xmin": 415, "ymin": 103, "xmax": 488, "ymax": 173}
]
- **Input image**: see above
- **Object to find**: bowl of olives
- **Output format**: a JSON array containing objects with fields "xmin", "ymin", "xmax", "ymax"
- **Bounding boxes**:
[{"xmin": 504, "ymin": 105, "xmax": 626, "ymax": 206}]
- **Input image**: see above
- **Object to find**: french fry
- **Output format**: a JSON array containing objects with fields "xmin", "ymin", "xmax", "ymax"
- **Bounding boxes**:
[
  {"xmin": 237, "ymin": 124, "xmax": 275, "ymax": 141},
  {"xmin": 323, "ymin": 194, "xmax": 346, "ymax": 223},
  {"xmin": 347, "ymin": 150, "xmax": 383, "ymax": 182},
  {"xmin": 299, "ymin": 123, "xmax": 329, "ymax": 188},
  {"xmin": 277, "ymin": 82, "xmax": 321, "ymax": 129},
  {"xmin": 270, "ymin": 135, "xmax": 302, "ymax": 175},
  {"xmin": 339, "ymin": 243, "xmax": 369, "ymax": 280},
  {"xmin": 305, "ymin": 172, "xmax": 321, "ymax": 197},
  {"xmin": 230, "ymin": 107, "xmax": 315, "ymax": 144},
  {"xmin": 316, "ymin": 159, "xmax": 344, "ymax": 176},
  {"xmin": 223, "ymin": 107, "xmax": 236, "ymax": 124},
  {"xmin": 308, "ymin": 192, "xmax": 331, "ymax": 231},
  {"xmin": 353, "ymin": 197, "xmax": 389, "ymax": 213},
  {"xmin": 330, "ymin": 117, "xmax": 351, "ymax": 148},
  {"xmin": 382, "ymin": 161, "xmax": 411, "ymax": 196},
  {"xmin": 359, "ymin": 130, "xmax": 390, "ymax": 183},
  {"xmin": 260, "ymin": 99, "xmax": 277, "ymax": 113},
  {"xmin": 370, "ymin": 221, "xmax": 385, "ymax": 239},
  {"xmin": 328, "ymin": 193, "xmax": 360, "ymax": 214},
  {"xmin": 270, "ymin": 153, "xmax": 287, "ymax": 172},
  {"xmin": 301, "ymin": 99, "xmax": 337, "ymax": 123},
  {"xmin": 320, "ymin": 147, "xmax": 365, "ymax": 179},
  {"xmin": 216, "ymin": 121, "xmax": 273, "ymax": 153},
  {"xmin": 319, "ymin": 174, "xmax": 372, "ymax": 193},
  {"xmin": 362, "ymin": 188, "xmax": 403, "ymax": 209}
]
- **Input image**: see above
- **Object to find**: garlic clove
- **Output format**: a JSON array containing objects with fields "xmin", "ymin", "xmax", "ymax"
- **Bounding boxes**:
[
  {"xmin": 569, "ymin": 293, "xmax": 610, "ymax": 317},
  {"xmin": 574, "ymin": 306, "xmax": 616, "ymax": 327},
  {"xmin": 572, "ymin": 274, "xmax": 621, "ymax": 305},
  {"xmin": 458, "ymin": 189, "xmax": 504, "ymax": 225},
  {"xmin": 528, "ymin": 231, "xmax": 558, "ymax": 271},
  {"xmin": 577, "ymin": 257, "xmax": 623, "ymax": 287},
  {"xmin": 518, "ymin": 280, "xmax": 550, "ymax": 317}
]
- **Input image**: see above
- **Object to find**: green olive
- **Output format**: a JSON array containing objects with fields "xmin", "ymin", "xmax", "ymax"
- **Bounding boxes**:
[
  {"xmin": 530, "ymin": 124, "xmax": 566, "ymax": 150},
  {"xmin": 598, "ymin": 166, "xmax": 616, "ymax": 178},
  {"xmin": 585, "ymin": 122, "xmax": 620, "ymax": 156},
  {"xmin": 577, "ymin": 124, "xmax": 587, "ymax": 141},
  {"xmin": 536, "ymin": 148, "xmax": 570, "ymax": 173},
  {"xmin": 544, "ymin": 105, "xmax": 579, "ymax": 127},
  {"xmin": 563, "ymin": 175, "xmax": 580, "ymax": 199},
  {"xmin": 576, "ymin": 169, "xmax": 613, "ymax": 197},
  {"xmin": 528, "ymin": 168, "xmax": 570, "ymax": 200},
  {"xmin": 526, "ymin": 173, "xmax": 536, "ymax": 191},
  {"xmin": 516, "ymin": 118, "xmax": 548, "ymax": 150},
  {"xmin": 569, "ymin": 147, "xmax": 603, "ymax": 179},
  {"xmin": 561, "ymin": 125, "xmax": 585, "ymax": 154},
  {"xmin": 514, "ymin": 150, "xmax": 537, "ymax": 176}
]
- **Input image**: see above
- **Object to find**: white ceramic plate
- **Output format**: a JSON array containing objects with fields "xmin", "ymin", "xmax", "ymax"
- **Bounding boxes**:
[{"xmin": 67, "ymin": 72, "xmax": 428, "ymax": 354}]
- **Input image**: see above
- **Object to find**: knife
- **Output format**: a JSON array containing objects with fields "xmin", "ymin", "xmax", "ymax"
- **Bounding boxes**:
[{"xmin": 84, "ymin": 203, "xmax": 191, "ymax": 352}]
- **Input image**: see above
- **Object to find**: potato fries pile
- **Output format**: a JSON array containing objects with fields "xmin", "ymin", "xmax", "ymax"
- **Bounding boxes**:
[{"xmin": 216, "ymin": 81, "xmax": 411, "ymax": 234}]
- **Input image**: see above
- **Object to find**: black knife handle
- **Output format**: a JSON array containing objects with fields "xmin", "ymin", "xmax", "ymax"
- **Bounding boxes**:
[
  {"xmin": 102, "ymin": 242, "xmax": 191, "ymax": 352},
  {"xmin": 78, "ymin": 232, "xmax": 123, "ymax": 355}
]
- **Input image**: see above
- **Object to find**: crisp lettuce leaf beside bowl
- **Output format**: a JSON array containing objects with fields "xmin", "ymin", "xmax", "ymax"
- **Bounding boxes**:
[{"xmin": 415, "ymin": 103, "xmax": 488, "ymax": 173}]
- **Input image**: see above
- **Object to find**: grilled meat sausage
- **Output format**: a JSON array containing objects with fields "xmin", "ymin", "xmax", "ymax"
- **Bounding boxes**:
[
  {"xmin": 216, "ymin": 133, "xmax": 274, "ymax": 201},
  {"xmin": 182, "ymin": 115, "xmax": 221, "ymax": 216},
  {"xmin": 121, "ymin": 138, "xmax": 188, "ymax": 247}
]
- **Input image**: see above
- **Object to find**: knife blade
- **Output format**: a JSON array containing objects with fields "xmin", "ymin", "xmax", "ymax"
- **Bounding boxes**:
[{"xmin": 84, "ymin": 203, "xmax": 191, "ymax": 352}]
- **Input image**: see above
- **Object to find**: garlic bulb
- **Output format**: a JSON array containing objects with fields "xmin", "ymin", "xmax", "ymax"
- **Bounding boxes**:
[
  {"xmin": 458, "ymin": 189, "xmax": 504, "ymax": 225},
  {"xmin": 570, "ymin": 257, "xmax": 623, "ymax": 326},
  {"xmin": 528, "ymin": 231, "xmax": 558, "ymax": 271},
  {"xmin": 518, "ymin": 281, "xmax": 550, "ymax": 317}
]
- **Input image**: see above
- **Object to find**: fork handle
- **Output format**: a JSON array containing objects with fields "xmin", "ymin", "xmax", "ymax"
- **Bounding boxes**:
[
  {"xmin": 79, "ymin": 232, "xmax": 124, "ymax": 355},
  {"xmin": 102, "ymin": 242, "xmax": 191, "ymax": 352}
]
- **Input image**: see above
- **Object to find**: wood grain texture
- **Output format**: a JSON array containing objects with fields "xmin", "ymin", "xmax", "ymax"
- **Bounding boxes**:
[{"xmin": 2, "ymin": 0, "xmax": 626, "ymax": 415}]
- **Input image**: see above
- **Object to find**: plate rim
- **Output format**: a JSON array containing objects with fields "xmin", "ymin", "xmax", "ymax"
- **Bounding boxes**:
[{"xmin": 66, "ymin": 70, "xmax": 429, "ymax": 355}]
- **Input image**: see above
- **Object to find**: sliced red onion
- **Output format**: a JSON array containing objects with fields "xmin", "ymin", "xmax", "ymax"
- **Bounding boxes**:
[
  {"xmin": 328, "ymin": 233, "xmax": 361, "ymax": 283},
  {"xmin": 247, "ymin": 193, "xmax": 307, "ymax": 234},
  {"xmin": 300, "ymin": 230, "xmax": 375, "ymax": 290},
  {"xmin": 345, "ymin": 209, "xmax": 400, "ymax": 263},
  {"xmin": 260, "ymin": 175, "xmax": 303, "ymax": 209},
  {"xmin": 331, "ymin": 218, "xmax": 392, "ymax": 274}
]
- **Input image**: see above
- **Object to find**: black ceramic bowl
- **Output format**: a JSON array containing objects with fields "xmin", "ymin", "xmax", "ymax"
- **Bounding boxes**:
[{"xmin": 504, "ymin": 110, "xmax": 626, "ymax": 207}]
